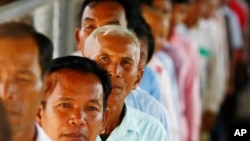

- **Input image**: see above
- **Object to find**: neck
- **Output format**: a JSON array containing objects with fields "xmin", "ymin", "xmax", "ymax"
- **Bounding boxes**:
[
  {"xmin": 12, "ymin": 123, "xmax": 36, "ymax": 141},
  {"xmin": 168, "ymin": 27, "xmax": 175, "ymax": 40},
  {"xmin": 104, "ymin": 102, "xmax": 125, "ymax": 134}
]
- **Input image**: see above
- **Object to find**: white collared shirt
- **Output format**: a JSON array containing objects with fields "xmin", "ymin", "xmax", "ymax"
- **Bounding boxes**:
[
  {"xmin": 96, "ymin": 104, "xmax": 168, "ymax": 141},
  {"xmin": 36, "ymin": 123, "xmax": 51, "ymax": 141}
]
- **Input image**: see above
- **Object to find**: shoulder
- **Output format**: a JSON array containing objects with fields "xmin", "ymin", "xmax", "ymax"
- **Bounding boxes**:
[
  {"xmin": 127, "ymin": 106, "xmax": 169, "ymax": 140},
  {"xmin": 130, "ymin": 87, "xmax": 163, "ymax": 110},
  {"xmin": 126, "ymin": 88, "xmax": 169, "ymax": 129}
]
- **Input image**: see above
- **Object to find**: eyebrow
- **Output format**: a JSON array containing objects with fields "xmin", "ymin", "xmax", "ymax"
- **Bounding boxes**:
[
  {"xmin": 105, "ymin": 20, "xmax": 120, "ymax": 25},
  {"xmin": 16, "ymin": 70, "xmax": 35, "ymax": 77},
  {"xmin": 17, "ymin": 70, "xmax": 33, "ymax": 74},
  {"xmin": 57, "ymin": 97, "xmax": 74, "ymax": 101},
  {"xmin": 56, "ymin": 97, "xmax": 102, "ymax": 107},
  {"xmin": 83, "ymin": 17, "xmax": 95, "ymax": 22},
  {"xmin": 122, "ymin": 57, "xmax": 134, "ymax": 62},
  {"xmin": 83, "ymin": 17, "xmax": 120, "ymax": 26}
]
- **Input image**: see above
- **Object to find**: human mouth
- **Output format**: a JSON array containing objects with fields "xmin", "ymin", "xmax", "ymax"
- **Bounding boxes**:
[
  {"xmin": 63, "ymin": 132, "xmax": 86, "ymax": 140},
  {"xmin": 112, "ymin": 85, "xmax": 122, "ymax": 92},
  {"xmin": 7, "ymin": 109, "xmax": 19, "ymax": 118}
]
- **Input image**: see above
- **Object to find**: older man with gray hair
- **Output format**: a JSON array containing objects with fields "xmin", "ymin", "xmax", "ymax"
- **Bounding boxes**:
[{"xmin": 83, "ymin": 25, "xmax": 168, "ymax": 141}]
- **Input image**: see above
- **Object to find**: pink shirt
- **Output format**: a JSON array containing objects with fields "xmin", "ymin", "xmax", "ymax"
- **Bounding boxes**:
[{"xmin": 169, "ymin": 32, "xmax": 201, "ymax": 141}]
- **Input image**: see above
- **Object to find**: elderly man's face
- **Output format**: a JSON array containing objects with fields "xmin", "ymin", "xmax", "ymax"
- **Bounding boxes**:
[
  {"xmin": 0, "ymin": 37, "xmax": 43, "ymax": 133},
  {"xmin": 38, "ymin": 69, "xmax": 106, "ymax": 141},
  {"xmin": 84, "ymin": 35, "xmax": 142, "ymax": 107},
  {"xmin": 75, "ymin": 1, "xmax": 127, "ymax": 53}
]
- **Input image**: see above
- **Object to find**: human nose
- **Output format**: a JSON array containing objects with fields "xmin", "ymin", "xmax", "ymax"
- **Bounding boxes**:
[
  {"xmin": 69, "ymin": 109, "xmax": 86, "ymax": 126},
  {"xmin": 106, "ymin": 63, "xmax": 122, "ymax": 78},
  {"xmin": 0, "ymin": 79, "xmax": 15, "ymax": 100}
]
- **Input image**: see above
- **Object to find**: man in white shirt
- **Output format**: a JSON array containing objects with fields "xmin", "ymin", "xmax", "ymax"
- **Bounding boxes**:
[{"xmin": 83, "ymin": 25, "xmax": 168, "ymax": 141}]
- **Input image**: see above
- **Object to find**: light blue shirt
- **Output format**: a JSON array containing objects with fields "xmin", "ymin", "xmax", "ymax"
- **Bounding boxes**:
[
  {"xmin": 139, "ymin": 66, "xmax": 162, "ymax": 101},
  {"xmin": 156, "ymin": 50, "xmax": 181, "ymax": 116},
  {"xmin": 125, "ymin": 87, "xmax": 169, "ymax": 132},
  {"xmin": 96, "ymin": 104, "xmax": 168, "ymax": 141}
]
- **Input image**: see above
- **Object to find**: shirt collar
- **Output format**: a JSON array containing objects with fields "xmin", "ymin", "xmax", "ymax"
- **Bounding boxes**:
[
  {"xmin": 108, "ymin": 104, "xmax": 140, "ymax": 137},
  {"xmin": 123, "ymin": 104, "xmax": 139, "ymax": 133},
  {"xmin": 97, "ymin": 104, "xmax": 140, "ymax": 141},
  {"xmin": 35, "ymin": 123, "xmax": 51, "ymax": 141}
]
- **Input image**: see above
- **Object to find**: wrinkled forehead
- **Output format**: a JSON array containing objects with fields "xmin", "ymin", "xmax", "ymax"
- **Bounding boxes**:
[
  {"xmin": 99, "ymin": 33, "xmax": 139, "ymax": 48},
  {"xmin": 98, "ymin": 34, "xmax": 140, "ymax": 61}
]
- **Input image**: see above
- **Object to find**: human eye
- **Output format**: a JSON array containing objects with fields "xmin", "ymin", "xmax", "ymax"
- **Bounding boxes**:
[
  {"xmin": 121, "ymin": 59, "xmax": 132, "ymax": 67},
  {"xmin": 87, "ymin": 106, "xmax": 98, "ymax": 111},
  {"xmin": 58, "ymin": 103, "xmax": 71, "ymax": 109},
  {"xmin": 16, "ymin": 76, "xmax": 31, "ymax": 82},
  {"xmin": 15, "ymin": 73, "xmax": 33, "ymax": 83},
  {"xmin": 98, "ymin": 55, "xmax": 109, "ymax": 64},
  {"xmin": 83, "ymin": 24, "xmax": 96, "ymax": 32}
]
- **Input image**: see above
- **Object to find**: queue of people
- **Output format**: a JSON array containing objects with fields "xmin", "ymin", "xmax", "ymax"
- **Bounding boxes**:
[{"xmin": 0, "ymin": 0, "xmax": 249, "ymax": 141}]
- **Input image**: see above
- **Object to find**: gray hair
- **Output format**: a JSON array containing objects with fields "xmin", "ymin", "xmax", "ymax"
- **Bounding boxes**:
[{"xmin": 84, "ymin": 25, "xmax": 140, "ymax": 63}]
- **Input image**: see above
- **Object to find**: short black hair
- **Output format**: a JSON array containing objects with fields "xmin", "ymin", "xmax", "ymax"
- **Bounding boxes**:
[
  {"xmin": 134, "ymin": 17, "xmax": 155, "ymax": 63},
  {"xmin": 0, "ymin": 22, "xmax": 53, "ymax": 78},
  {"xmin": 172, "ymin": 0, "xmax": 190, "ymax": 5},
  {"xmin": 49, "ymin": 56, "xmax": 112, "ymax": 110},
  {"xmin": 79, "ymin": 0, "xmax": 141, "ymax": 29},
  {"xmin": 138, "ymin": 0, "xmax": 153, "ymax": 6}
]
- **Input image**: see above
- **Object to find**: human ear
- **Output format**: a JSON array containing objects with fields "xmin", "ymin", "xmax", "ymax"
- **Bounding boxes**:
[
  {"xmin": 131, "ymin": 68, "xmax": 144, "ymax": 90},
  {"xmin": 75, "ymin": 28, "xmax": 81, "ymax": 51},
  {"xmin": 99, "ymin": 108, "xmax": 109, "ymax": 134},
  {"xmin": 36, "ymin": 105, "xmax": 44, "ymax": 127}
]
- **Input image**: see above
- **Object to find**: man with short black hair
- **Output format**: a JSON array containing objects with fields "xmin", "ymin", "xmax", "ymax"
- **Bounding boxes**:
[{"xmin": 37, "ymin": 56, "xmax": 112, "ymax": 141}]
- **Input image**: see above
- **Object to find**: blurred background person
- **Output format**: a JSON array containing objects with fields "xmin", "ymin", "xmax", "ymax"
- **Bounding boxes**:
[
  {"xmin": 182, "ymin": 0, "xmax": 227, "ymax": 140},
  {"xmin": 134, "ymin": 18, "xmax": 162, "ymax": 102},
  {"xmin": 152, "ymin": 0, "xmax": 201, "ymax": 141},
  {"xmin": 0, "ymin": 22, "xmax": 53, "ymax": 141},
  {"xmin": 140, "ymin": 2, "xmax": 181, "ymax": 141}
]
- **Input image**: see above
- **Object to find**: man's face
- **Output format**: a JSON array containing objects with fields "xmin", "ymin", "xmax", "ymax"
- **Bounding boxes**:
[
  {"xmin": 153, "ymin": 0, "xmax": 172, "ymax": 18},
  {"xmin": 172, "ymin": 4, "xmax": 189, "ymax": 24},
  {"xmin": 75, "ymin": 1, "xmax": 127, "ymax": 53},
  {"xmin": 153, "ymin": 16, "xmax": 168, "ymax": 52},
  {"xmin": 0, "ymin": 37, "xmax": 43, "ymax": 133},
  {"xmin": 142, "ymin": 8, "xmax": 168, "ymax": 53},
  {"xmin": 38, "ymin": 69, "xmax": 106, "ymax": 141},
  {"xmin": 84, "ymin": 35, "xmax": 142, "ymax": 107},
  {"xmin": 152, "ymin": 0, "xmax": 173, "ymax": 36}
]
